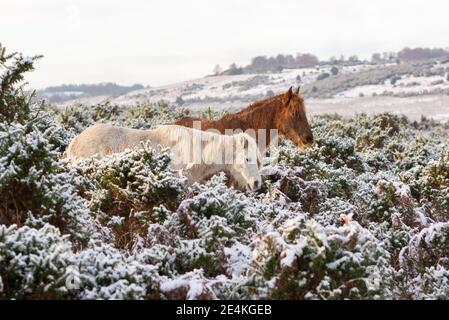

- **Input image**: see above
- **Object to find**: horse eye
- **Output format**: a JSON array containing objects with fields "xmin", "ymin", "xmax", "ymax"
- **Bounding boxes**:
[{"xmin": 246, "ymin": 158, "xmax": 250, "ymax": 163}]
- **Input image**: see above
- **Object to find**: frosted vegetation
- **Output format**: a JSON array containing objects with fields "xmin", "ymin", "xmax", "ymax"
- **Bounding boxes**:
[{"xmin": 2, "ymin": 46, "xmax": 449, "ymax": 300}]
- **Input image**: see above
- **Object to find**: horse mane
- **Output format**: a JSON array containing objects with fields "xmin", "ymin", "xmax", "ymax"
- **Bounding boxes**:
[
  {"xmin": 153, "ymin": 125, "xmax": 260, "ymax": 163},
  {"xmin": 235, "ymin": 94, "xmax": 283, "ymax": 115},
  {"xmin": 174, "ymin": 93, "xmax": 283, "ymax": 125}
]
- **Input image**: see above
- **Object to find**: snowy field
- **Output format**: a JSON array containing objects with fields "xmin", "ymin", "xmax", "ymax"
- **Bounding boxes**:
[{"xmin": 308, "ymin": 95, "xmax": 449, "ymax": 122}]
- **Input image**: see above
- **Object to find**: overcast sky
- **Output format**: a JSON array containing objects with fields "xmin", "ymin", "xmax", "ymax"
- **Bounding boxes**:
[{"xmin": 2, "ymin": 0, "xmax": 448, "ymax": 89}]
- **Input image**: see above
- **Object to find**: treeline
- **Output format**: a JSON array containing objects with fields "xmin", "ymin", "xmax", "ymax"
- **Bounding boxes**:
[
  {"xmin": 39, "ymin": 82, "xmax": 144, "ymax": 103},
  {"xmin": 217, "ymin": 53, "xmax": 320, "ymax": 76},
  {"xmin": 217, "ymin": 47, "xmax": 449, "ymax": 75},
  {"xmin": 245, "ymin": 53, "xmax": 319, "ymax": 73},
  {"xmin": 397, "ymin": 47, "xmax": 449, "ymax": 61}
]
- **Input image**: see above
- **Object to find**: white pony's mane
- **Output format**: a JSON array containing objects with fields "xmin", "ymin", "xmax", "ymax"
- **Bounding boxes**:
[{"xmin": 152, "ymin": 125, "xmax": 261, "ymax": 165}]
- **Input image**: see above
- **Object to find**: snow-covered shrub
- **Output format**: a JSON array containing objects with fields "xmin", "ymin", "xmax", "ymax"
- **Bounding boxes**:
[
  {"xmin": 278, "ymin": 134, "xmax": 363, "ymax": 173},
  {"xmin": 0, "ymin": 45, "xmax": 94, "ymax": 242},
  {"xmin": 0, "ymin": 44, "xmax": 42, "ymax": 124},
  {"xmin": 55, "ymin": 99, "xmax": 188, "ymax": 132},
  {"xmin": 411, "ymin": 266, "xmax": 449, "ymax": 300},
  {"xmin": 73, "ymin": 142, "xmax": 185, "ymax": 249},
  {"xmin": 90, "ymin": 101, "xmax": 120, "ymax": 122},
  {"xmin": 0, "ymin": 121, "xmax": 91, "ymax": 233},
  {"xmin": 401, "ymin": 150, "xmax": 449, "ymax": 219},
  {"xmin": 161, "ymin": 174, "xmax": 260, "ymax": 276},
  {"xmin": 74, "ymin": 241, "xmax": 161, "ymax": 299},
  {"xmin": 0, "ymin": 224, "xmax": 76, "ymax": 299},
  {"xmin": 400, "ymin": 223, "xmax": 449, "ymax": 273},
  {"xmin": 248, "ymin": 217, "xmax": 391, "ymax": 299},
  {"xmin": 56, "ymin": 103, "xmax": 94, "ymax": 134}
]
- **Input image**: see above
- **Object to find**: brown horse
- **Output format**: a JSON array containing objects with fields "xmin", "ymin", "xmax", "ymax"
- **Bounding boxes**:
[{"xmin": 174, "ymin": 87, "xmax": 314, "ymax": 149}]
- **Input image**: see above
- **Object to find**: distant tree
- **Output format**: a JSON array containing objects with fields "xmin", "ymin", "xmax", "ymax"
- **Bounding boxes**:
[
  {"xmin": 296, "ymin": 74, "xmax": 302, "ymax": 82},
  {"xmin": 295, "ymin": 53, "xmax": 319, "ymax": 68},
  {"xmin": 242, "ymin": 52, "xmax": 320, "ymax": 73},
  {"xmin": 330, "ymin": 66, "xmax": 339, "ymax": 75},
  {"xmin": 371, "ymin": 53, "xmax": 382, "ymax": 63},
  {"xmin": 227, "ymin": 63, "xmax": 244, "ymax": 75},
  {"xmin": 266, "ymin": 90, "xmax": 275, "ymax": 97},
  {"xmin": 284, "ymin": 54, "xmax": 296, "ymax": 68},
  {"xmin": 275, "ymin": 54, "xmax": 286, "ymax": 68},
  {"xmin": 348, "ymin": 55, "xmax": 359, "ymax": 63},
  {"xmin": 213, "ymin": 64, "xmax": 222, "ymax": 76},
  {"xmin": 249, "ymin": 56, "xmax": 268, "ymax": 72},
  {"xmin": 388, "ymin": 52, "xmax": 398, "ymax": 61},
  {"xmin": 446, "ymin": 73, "xmax": 449, "ymax": 82},
  {"xmin": 312, "ymin": 86, "xmax": 318, "ymax": 92},
  {"xmin": 398, "ymin": 47, "xmax": 449, "ymax": 61}
]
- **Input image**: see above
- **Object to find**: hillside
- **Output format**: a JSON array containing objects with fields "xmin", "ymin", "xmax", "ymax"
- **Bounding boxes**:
[
  {"xmin": 38, "ymin": 83, "xmax": 145, "ymax": 103},
  {"xmin": 53, "ymin": 59, "xmax": 449, "ymax": 121}
]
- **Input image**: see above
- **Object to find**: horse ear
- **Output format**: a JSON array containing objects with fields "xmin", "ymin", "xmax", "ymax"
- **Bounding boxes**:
[
  {"xmin": 295, "ymin": 86, "xmax": 300, "ymax": 95},
  {"xmin": 283, "ymin": 87, "xmax": 293, "ymax": 106}
]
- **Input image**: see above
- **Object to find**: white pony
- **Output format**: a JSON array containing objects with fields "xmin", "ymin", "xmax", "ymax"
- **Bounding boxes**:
[{"xmin": 66, "ymin": 124, "xmax": 262, "ymax": 191}]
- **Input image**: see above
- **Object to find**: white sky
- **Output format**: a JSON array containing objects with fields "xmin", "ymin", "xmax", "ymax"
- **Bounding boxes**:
[{"xmin": 2, "ymin": 0, "xmax": 449, "ymax": 89}]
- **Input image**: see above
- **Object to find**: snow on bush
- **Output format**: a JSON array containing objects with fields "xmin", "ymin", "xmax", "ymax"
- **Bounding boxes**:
[
  {"xmin": 2, "ymin": 45, "xmax": 449, "ymax": 299},
  {"xmin": 73, "ymin": 143, "xmax": 186, "ymax": 249}
]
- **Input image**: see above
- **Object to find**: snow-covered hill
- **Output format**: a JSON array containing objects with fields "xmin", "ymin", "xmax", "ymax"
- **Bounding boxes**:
[
  {"xmin": 55, "ymin": 59, "xmax": 449, "ymax": 121},
  {"xmin": 55, "ymin": 64, "xmax": 377, "ymax": 108}
]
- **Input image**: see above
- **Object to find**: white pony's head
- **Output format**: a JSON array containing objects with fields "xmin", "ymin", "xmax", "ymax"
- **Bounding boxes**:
[{"xmin": 230, "ymin": 133, "xmax": 262, "ymax": 191}]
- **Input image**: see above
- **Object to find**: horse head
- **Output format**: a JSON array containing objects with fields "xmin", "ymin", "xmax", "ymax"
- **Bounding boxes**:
[{"xmin": 275, "ymin": 87, "xmax": 314, "ymax": 148}]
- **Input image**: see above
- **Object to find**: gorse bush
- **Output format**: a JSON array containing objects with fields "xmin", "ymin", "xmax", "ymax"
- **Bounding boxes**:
[
  {"xmin": 250, "ymin": 218, "xmax": 390, "ymax": 299},
  {"xmin": 1, "ymin": 45, "xmax": 449, "ymax": 300},
  {"xmin": 0, "ymin": 45, "xmax": 93, "ymax": 243},
  {"xmin": 73, "ymin": 143, "xmax": 186, "ymax": 249},
  {"xmin": 0, "ymin": 45, "xmax": 42, "ymax": 124},
  {"xmin": 0, "ymin": 224, "xmax": 75, "ymax": 299},
  {"xmin": 56, "ymin": 100, "xmax": 189, "ymax": 134}
]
